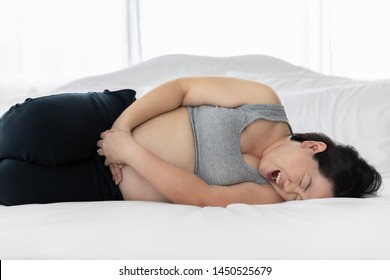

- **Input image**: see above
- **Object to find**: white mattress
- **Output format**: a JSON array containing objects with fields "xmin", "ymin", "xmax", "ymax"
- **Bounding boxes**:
[{"xmin": 1, "ymin": 54, "xmax": 389, "ymax": 259}]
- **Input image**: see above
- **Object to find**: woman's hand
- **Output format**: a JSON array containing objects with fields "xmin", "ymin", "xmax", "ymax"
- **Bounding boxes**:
[
  {"xmin": 97, "ymin": 128, "xmax": 134, "ymax": 184},
  {"xmin": 97, "ymin": 128, "xmax": 133, "ymax": 165},
  {"xmin": 109, "ymin": 163, "xmax": 124, "ymax": 185}
]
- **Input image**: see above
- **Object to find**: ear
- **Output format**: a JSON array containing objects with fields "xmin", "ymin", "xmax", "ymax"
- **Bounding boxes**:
[{"xmin": 301, "ymin": 141, "xmax": 327, "ymax": 154}]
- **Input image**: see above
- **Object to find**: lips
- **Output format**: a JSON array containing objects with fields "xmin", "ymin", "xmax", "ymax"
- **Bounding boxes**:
[{"xmin": 268, "ymin": 170, "xmax": 282, "ymax": 186}]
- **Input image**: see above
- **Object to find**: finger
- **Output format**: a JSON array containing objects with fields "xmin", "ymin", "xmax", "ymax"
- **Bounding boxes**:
[
  {"xmin": 112, "ymin": 164, "xmax": 123, "ymax": 185},
  {"xmin": 104, "ymin": 158, "xmax": 111, "ymax": 166},
  {"xmin": 109, "ymin": 165, "xmax": 118, "ymax": 184},
  {"xmin": 97, "ymin": 148, "xmax": 104, "ymax": 156},
  {"xmin": 109, "ymin": 164, "xmax": 115, "ymax": 179},
  {"xmin": 109, "ymin": 164, "xmax": 123, "ymax": 185},
  {"xmin": 96, "ymin": 140, "xmax": 103, "ymax": 148},
  {"xmin": 116, "ymin": 166, "xmax": 123, "ymax": 184},
  {"xmin": 100, "ymin": 130, "xmax": 111, "ymax": 139}
]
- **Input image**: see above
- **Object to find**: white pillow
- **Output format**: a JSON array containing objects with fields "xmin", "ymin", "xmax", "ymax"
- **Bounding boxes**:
[
  {"xmin": 280, "ymin": 81, "xmax": 390, "ymax": 177},
  {"xmin": 226, "ymin": 70, "xmax": 361, "ymax": 93},
  {"xmin": 56, "ymin": 54, "xmax": 313, "ymax": 93}
]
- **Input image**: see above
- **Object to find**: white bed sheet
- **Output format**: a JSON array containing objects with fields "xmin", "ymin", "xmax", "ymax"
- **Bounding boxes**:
[
  {"xmin": 1, "ymin": 54, "xmax": 389, "ymax": 259},
  {"xmin": 1, "ymin": 190, "xmax": 389, "ymax": 260}
]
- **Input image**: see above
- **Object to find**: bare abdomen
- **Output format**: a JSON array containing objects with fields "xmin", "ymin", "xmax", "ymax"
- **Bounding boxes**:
[{"xmin": 118, "ymin": 107, "xmax": 195, "ymax": 201}]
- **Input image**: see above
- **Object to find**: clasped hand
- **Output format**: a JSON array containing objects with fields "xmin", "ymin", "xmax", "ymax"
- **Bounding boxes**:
[{"xmin": 96, "ymin": 128, "xmax": 133, "ymax": 185}]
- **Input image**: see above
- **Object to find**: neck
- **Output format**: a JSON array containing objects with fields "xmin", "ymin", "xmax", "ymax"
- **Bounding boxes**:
[
  {"xmin": 241, "ymin": 127, "xmax": 290, "ymax": 158},
  {"xmin": 261, "ymin": 136, "xmax": 290, "ymax": 157}
]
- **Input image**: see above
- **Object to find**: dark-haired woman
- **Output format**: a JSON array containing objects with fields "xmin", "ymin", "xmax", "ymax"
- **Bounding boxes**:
[{"xmin": 0, "ymin": 77, "xmax": 382, "ymax": 206}]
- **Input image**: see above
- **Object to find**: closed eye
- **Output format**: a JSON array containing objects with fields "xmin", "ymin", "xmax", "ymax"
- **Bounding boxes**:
[
  {"xmin": 303, "ymin": 179, "xmax": 312, "ymax": 193},
  {"xmin": 300, "ymin": 172, "xmax": 312, "ymax": 194}
]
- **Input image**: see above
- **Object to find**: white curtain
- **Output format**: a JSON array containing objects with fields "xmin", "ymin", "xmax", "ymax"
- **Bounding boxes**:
[
  {"xmin": 329, "ymin": 0, "xmax": 390, "ymax": 80},
  {"xmin": 126, "ymin": 0, "xmax": 143, "ymax": 65},
  {"xmin": 134, "ymin": 0, "xmax": 390, "ymax": 80},
  {"xmin": 0, "ymin": 0, "xmax": 128, "ymax": 103},
  {"xmin": 135, "ymin": 0, "xmax": 332, "ymax": 73},
  {"xmin": 1, "ymin": 0, "xmax": 389, "ymax": 108}
]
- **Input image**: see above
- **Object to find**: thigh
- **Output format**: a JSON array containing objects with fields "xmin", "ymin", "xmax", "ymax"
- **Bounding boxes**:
[
  {"xmin": 0, "ymin": 89, "xmax": 136, "ymax": 166},
  {"xmin": 0, "ymin": 155, "xmax": 123, "ymax": 206}
]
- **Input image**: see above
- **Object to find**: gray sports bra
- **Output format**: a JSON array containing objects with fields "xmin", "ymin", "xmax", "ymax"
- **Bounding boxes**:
[{"xmin": 187, "ymin": 104, "xmax": 291, "ymax": 186}]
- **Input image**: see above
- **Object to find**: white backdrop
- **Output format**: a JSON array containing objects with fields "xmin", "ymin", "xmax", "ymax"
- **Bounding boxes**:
[
  {"xmin": 135, "ymin": 0, "xmax": 390, "ymax": 80},
  {"xmin": 1, "ymin": 0, "xmax": 390, "ymax": 104},
  {"xmin": 0, "ymin": 0, "xmax": 128, "ymax": 100}
]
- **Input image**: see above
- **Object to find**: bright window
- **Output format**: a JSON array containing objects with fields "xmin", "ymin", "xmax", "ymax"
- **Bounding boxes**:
[
  {"xmin": 138, "ymin": 0, "xmax": 312, "ymax": 68},
  {"xmin": 1, "ymin": 0, "xmax": 389, "ymax": 102},
  {"xmin": 0, "ymin": 0, "xmax": 127, "ymax": 96},
  {"xmin": 137, "ymin": 0, "xmax": 390, "ymax": 80}
]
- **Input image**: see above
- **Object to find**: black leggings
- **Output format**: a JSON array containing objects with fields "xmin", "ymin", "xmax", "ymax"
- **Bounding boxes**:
[{"xmin": 0, "ymin": 89, "xmax": 136, "ymax": 206}]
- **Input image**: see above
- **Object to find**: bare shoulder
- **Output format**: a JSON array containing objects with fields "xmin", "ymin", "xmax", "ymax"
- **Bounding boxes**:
[
  {"xmin": 179, "ymin": 76, "xmax": 281, "ymax": 108},
  {"xmin": 222, "ymin": 76, "xmax": 281, "ymax": 104}
]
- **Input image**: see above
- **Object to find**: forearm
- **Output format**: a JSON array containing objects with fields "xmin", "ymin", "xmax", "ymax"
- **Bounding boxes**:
[
  {"xmin": 111, "ymin": 76, "xmax": 280, "ymax": 132},
  {"xmin": 123, "ymin": 143, "xmax": 283, "ymax": 207},
  {"xmin": 112, "ymin": 79, "xmax": 186, "ymax": 132},
  {"xmin": 97, "ymin": 130, "xmax": 284, "ymax": 207},
  {"xmin": 122, "ymin": 137, "xmax": 210, "ymax": 206}
]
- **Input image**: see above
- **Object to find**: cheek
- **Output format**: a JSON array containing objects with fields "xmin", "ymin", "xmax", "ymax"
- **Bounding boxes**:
[
  {"xmin": 270, "ymin": 151, "xmax": 304, "ymax": 173},
  {"xmin": 258, "ymin": 151, "xmax": 290, "ymax": 173},
  {"xmin": 284, "ymin": 156, "xmax": 313, "ymax": 182}
]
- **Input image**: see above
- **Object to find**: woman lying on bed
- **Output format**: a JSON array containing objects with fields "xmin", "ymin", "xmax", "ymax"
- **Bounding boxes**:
[{"xmin": 0, "ymin": 77, "xmax": 382, "ymax": 206}]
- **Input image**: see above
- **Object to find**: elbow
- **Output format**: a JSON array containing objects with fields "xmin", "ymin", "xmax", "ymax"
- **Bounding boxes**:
[
  {"xmin": 185, "ymin": 197, "xmax": 212, "ymax": 208},
  {"xmin": 175, "ymin": 193, "xmax": 225, "ymax": 208},
  {"xmin": 193, "ymin": 195, "xmax": 230, "ymax": 208},
  {"xmin": 192, "ymin": 201, "xmax": 228, "ymax": 208}
]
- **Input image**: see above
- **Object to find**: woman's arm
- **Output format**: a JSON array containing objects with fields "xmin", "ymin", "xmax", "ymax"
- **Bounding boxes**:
[
  {"xmin": 98, "ymin": 129, "xmax": 284, "ymax": 207},
  {"xmin": 109, "ymin": 77, "xmax": 280, "ymax": 186},
  {"xmin": 112, "ymin": 76, "xmax": 280, "ymax": 132}
]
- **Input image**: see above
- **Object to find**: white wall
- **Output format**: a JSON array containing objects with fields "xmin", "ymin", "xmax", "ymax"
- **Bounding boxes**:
[
  {"xmin": 330, "ymin": 0, "xmax": 390, "ymax": 80},
  {"xmin": 1, "ymin": 0, "xmax": 389, "ymax": 109},
  {"xmin": 137, "ymin": 0, "xmax": 390, "ymax": 80},
  {"xmin": 0, "ymin": 0, "xmax": 128, "ymax": 100}
]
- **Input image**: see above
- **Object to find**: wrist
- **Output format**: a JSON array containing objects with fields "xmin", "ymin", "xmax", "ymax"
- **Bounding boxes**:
[
  {"xmin": 111, "ymin": 122, "xmax": 132, "ymax": 133},
  {"xmin": 122, "ymin": 134, "xmax": 142, "ymax": 165}
]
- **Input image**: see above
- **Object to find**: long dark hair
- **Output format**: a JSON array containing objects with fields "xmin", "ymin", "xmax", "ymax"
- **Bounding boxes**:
[{"xmin": 290, "ymin": 132, "xmax": 382, "ymax": 197}]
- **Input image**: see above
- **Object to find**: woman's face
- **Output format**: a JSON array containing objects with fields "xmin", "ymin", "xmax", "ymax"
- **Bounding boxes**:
[{"xmin": 258, "ymin": 139, "xmax": 334, "ymax": 201}]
